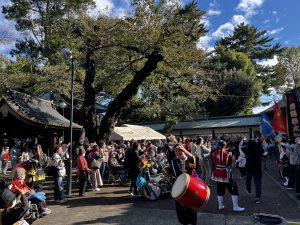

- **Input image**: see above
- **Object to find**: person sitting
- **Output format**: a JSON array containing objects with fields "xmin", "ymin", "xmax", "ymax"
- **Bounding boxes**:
[
  {"xmin": 10, "ymin": 170, "xmax": 51, "ymax": 217},
  {"xmin": 108, "ymin": 152, "xmax": 127, "ymax": 183},
  {"xmin": 0, "ymin": 180, "xmax": 29, "ymax": 225}
]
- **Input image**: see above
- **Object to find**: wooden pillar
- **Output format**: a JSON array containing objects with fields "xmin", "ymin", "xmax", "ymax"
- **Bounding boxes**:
[{"xmin": 249, "ymin": 128, "xmax": 253, "ymax": 139}]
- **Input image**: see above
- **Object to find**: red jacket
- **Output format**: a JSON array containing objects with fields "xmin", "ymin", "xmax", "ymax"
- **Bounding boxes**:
[
  {"xmin": 77, "ymin": 155, "xmax": 89, "ymax": 179},
  {"xmin": 211, "ymin": 148, "xmax": 232, "ymax": 183}
]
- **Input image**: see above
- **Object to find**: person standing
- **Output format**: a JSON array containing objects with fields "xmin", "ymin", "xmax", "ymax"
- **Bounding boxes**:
[
  {"xmin": 212, "ymin": 140, "xmax": 245, "ymax": 212},
  {"xmin": 52, "ymin": 145, "xmax": 67, "ymax": 203},
  {"xmin": 170, "ymin": 138, "xmax": 198, "ymax": 225},
  {"xmin": 88, "ymin": 145, "xmax": 103, "ymax": 191},
  {"xmin": 286, "ymin": 138, "xmax": 299, "ymax": 190},
  {"xmin": 245, "ymin": 139, "xmax": 264, "ymax": 204},
  {"xmin": 288, "ymin": 137, "xmax": 300, "ymax": 199},
  {"xmin": 77, "ymin": 148, "xmax": 90, "ymax": 196},
  {"xmin": 10, "ymin": 142, "xmax": 22, "ymax": 170},
  {"xmin": 124, "ymin": 142, "xmax": 140, "ymax": 195},
  {"xmin": 1, "ymin": 147, "xmax": 10, "ymax": 176}
]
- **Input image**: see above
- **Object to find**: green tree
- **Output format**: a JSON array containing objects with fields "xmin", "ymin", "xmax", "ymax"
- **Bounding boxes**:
[
  {"xmin": 2, "ymin": 0, "xmax": 94, "ymax": 63},
  {"xmin": 276, "ymin": 47, "xmax": 300, "ymax": 88},
  {"xmin": 215, "ymin": 23, "xmax": 283, "ymax": 93},
  {"xmin": 204, "ymin": 47, "xmax": 261, "ymax": 116},
  {"xmin": 84, "ymin": 0, "xmax": 209, "ymax": 141},
  {"xmin": 205, "ymin": 69, "xmax": 259, "ymax": 116}
]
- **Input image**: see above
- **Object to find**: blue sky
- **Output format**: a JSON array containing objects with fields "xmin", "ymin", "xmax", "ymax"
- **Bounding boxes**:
[{"xmin": 0, "ymin": 0, "xmax": 299, "ymax": 113}]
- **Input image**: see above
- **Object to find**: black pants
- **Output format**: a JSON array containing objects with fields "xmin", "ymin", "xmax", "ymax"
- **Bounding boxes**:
[
  {"xmin": 216, "ymin": 179, "xmax": 239, "ymax": 196},
  {"xmin": 79, "ymin": 171, "xmax": 87, "ymax": 196},
  {"xmin": 175, "ymin": 201, "xmax": 197, "ymax": 225},
  {"xmin": 239, "ymin": 167, "xmax": 246, "ymax": 177},
  {"xmin": 296, "ymin": 166, "xmax": 300, "ymax": 193},
  {"xmin": 129, "ymin": 168, "xmax": 139, "ymax": 194},
  {"xmin": 287, "ymin": 165, "xmax": 296, "ymax": 188}
]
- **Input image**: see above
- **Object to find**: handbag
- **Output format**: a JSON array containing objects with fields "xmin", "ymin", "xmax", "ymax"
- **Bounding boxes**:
[
  {"xmin": 58, "ymin": 167, "xmax": 66, "ymax": 177},
  {"xmin": 90, "ymin": 159, "xmax": 102, "ymax": 169}
]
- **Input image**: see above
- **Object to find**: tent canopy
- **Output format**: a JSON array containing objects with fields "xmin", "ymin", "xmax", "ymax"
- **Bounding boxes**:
[{"xmin": 110, "ymin": 124, "xmax": 166, "ymax": 141}]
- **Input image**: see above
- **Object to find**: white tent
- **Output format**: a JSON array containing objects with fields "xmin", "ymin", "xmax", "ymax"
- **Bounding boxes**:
[
  {"xmin": 110, "ymin": 124, "xmax": 166, "ymax": 141},
  {"xmin": 123, "ymin": 124, "xmax": 166, "ymax": 140}
]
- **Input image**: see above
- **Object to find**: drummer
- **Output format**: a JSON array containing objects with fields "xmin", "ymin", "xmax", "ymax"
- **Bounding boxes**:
[{"xmin": 169, "ymin": 136, "xmax": 198, "ymax": 225}]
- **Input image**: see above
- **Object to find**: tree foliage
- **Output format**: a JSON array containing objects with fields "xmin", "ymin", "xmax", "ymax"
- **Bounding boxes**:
[
  {"xmin": 276, "ymin": 47, "xmax": 300, "ymax": 88},
  {"xmin": 215, "ymin": 22, "xmax": 283, "ymax": 93}
]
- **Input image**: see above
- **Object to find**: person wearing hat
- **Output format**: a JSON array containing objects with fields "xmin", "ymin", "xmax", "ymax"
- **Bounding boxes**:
[{"xmin": 0, "ymin": 186, "xmax": 29, "ymax": 225}]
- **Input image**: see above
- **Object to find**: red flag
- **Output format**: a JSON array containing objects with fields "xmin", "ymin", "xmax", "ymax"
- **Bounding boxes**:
[{"xmin": 273, "ymin": 100, "xmax": 287, "ymax": 134}]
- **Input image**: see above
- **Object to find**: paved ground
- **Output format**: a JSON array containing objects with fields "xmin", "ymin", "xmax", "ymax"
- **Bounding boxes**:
[
  {"xmin": 32, "ymin": 157, "xmax": 300, "ymax": 225},
  {"xmin": 1, "ymin": 157, "xmax": 300, "ymax": 225}
]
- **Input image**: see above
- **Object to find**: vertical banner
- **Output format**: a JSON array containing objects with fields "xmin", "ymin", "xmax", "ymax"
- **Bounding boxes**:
[{"xmin": 286, "ymin": 90, "xmax": 300, "ymax": 139}]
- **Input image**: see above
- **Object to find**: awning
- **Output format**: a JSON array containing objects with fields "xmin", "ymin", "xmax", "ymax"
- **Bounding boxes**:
[{"xmin": 110, "ymin": 124, "xmax": 166, "ymax": 141}]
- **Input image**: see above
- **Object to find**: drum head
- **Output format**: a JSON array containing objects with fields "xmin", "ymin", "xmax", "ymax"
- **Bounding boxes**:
[{"xmin": 171, "ymin": 173, "xmax": 189, "ymax": 199}]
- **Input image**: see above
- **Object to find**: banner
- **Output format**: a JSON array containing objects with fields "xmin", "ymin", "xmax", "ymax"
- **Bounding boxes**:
[
  {"xmin": 273, "ymin": 100, "xmax": 287, "ymax": 134},
  {"xmin": 260, "ymin": 114, "xmax": 272, "ymax": 137},
  {"xmin": 286, "ymin": 90, "xmax": 300, "ymax": 139}
]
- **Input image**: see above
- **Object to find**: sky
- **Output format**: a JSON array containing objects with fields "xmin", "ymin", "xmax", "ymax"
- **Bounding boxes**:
[{"xmin": 0, "ymin": 0, "xmax": 299, "ymax": 113}]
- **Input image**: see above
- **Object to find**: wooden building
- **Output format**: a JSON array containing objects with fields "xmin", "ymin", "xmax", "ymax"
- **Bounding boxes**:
[{"xmin": 0, "ymin": 90, "xmax": 82, "ymax": 154}]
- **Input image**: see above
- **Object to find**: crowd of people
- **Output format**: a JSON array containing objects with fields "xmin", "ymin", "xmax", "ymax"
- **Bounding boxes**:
[{"xmin": 1, "ymin": 133, "xmax": 300, "ymax": 225}]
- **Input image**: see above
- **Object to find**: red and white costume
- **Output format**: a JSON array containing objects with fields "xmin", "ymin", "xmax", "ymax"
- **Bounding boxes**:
[{"xmin": 211, "ymin": 148, "xmax": 232, "ymax": 183}]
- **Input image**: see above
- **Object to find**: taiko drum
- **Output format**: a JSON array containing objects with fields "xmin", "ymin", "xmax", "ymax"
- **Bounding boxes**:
[{"xmin": 171, "ymin": 173, "xmax": 210, "ymax": 210}]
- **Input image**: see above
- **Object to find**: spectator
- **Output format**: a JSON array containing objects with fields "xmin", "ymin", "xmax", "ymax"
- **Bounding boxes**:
[
  {"xmin": 124, "ymin": 142, "xmax": 140, "ymax": 195},
  {"xmin": 245, "ymin": 139, "xmax": 264, "ymax": 204},
  {"xmin": 1, "ymin": 147, "xmax": 10, "ymax": 176},
  {"xmin": 0, "ymin": 186, "xmax": 29, "ymax": 225},
  {"xmin": 88, "ymin": 145, "xmax": 103, "ymax": 192},
  {"xmin": 10, "ymin": 142, "xmax": 22, "ymax": 170},
  {"xmin": 77, "ymin": 148, "xmax": 90, "ymax": 196},
  {"xmin": 52, "ymin": 145, "xmax": 67, "ymax": 203},
  {"xmin": 286, "ymin": 137, "xmax": 299, "ymax": 190}
]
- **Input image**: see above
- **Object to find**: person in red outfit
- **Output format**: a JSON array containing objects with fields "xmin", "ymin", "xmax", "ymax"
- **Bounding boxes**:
[
  {"xmin": 77, "ymin": 148, "xmax": 90, "ymax": 196},
  {"xmin": 211, "ymin": 140, "xmax": 245, "ymax": 212}
]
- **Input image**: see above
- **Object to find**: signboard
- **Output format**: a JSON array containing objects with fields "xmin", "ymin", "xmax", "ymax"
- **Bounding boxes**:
[{"xmin": 286, "ymin": 90, "xmax": 300, "ymax": 139}]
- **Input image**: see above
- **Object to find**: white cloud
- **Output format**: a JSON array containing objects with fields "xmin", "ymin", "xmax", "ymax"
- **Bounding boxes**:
[
  {"xmin": 232, "ymin": 15, "xmax": 248, "ymax": 25},
  {"xmin": 272, "ymin": 10, "xmax": 277, "ymax": 15},
  {"xmin": 206, "ymin": 9, "xmax": 221, "ymax": 16},
  {"xmin": 257, "ymin": 55, "xmax": 278, "ymax": 67},
  {"xmin": 212, "ymin": 22, "xmax": 235, "ymax": 38},
  {"xmin": 197, "ymin": 36, "xmax": 214, "ymax": 52},
  {"xmin": 236, "ymin": 0, "xmax": 264, "ymax": 17},
  {"xmin": 268, "ymin": 27, "xmax": 284, "ymax": 35},
  {"xmin": 89, "ymin": 0, "xmax": 115, "ymax": 16},
  {"xmin": 263, "ymin": 19, "xmax": 270, "ymax": 24},
  {"xmin": 275, "ymin": 17, "xmax": 280, "ymax": 23}
]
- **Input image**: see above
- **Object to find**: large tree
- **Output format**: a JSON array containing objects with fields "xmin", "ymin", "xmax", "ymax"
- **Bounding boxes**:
[
  {"xmin": 79, "ymin": 0, "xmax": 209, "ymax": 141},
  {"xmin": 215, "ymin": 22, "xmax": 283, "ymax": 93},
  {"xmin": 276, "ymin": 47, "xmax": 300, "ymax": 88}
]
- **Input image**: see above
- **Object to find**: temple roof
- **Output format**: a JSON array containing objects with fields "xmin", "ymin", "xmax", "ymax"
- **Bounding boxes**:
[{"xmin": 0, "ymin": 90, "xmax": 82, "ymax": 129}]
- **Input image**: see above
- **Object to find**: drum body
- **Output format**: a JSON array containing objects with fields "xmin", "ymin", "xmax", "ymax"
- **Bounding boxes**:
[{"xmin": 171, "ymin": 173, "xmax": 210, "ymax": 210}]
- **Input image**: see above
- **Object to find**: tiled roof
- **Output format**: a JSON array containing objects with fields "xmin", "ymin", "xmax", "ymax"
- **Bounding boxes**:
[
  {"xmin": 138, "ymin": 115, "xmax": 260, "ymax": 131},
  {"xmin": 1, "ymin": 90, "xmax": 82, "ymax": 129}
]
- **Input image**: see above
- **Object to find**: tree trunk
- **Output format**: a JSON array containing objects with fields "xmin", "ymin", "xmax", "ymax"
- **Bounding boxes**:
[
  {"xmin": 98, "ymin": 50, "xmax": 164, "ymax": 142},
  {"xmin": 81, "ymin": 47, "xmax": 97, "ymax": 142}
]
